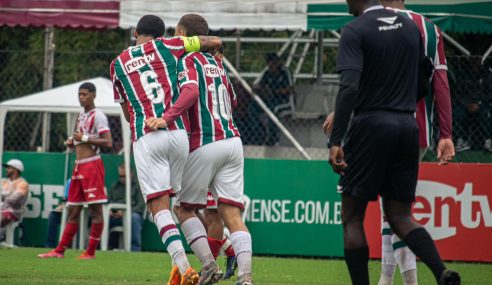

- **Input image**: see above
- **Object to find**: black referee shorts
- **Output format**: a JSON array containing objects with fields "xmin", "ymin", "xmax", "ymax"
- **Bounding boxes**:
[{"xmin": 338, "ymin": 110, "xmax": 419, "ymax": 203}]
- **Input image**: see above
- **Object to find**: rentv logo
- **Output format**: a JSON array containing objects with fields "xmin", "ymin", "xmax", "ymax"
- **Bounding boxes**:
[{"xmin": 414, "ymin": 181, "xmax": 492, "ymax": 240}]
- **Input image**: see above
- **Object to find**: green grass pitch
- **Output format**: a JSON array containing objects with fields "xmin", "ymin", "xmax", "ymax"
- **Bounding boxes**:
[{"xmin": 0, "ymin": 248, "xmax": 490, "ymax": 284}]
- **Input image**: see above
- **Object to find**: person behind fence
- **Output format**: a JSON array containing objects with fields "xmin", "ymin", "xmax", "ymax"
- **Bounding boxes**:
[
  {"xmin": 107, "ymin": 164, "xmax": 145, "ymax": 251},
  {"xmin": 453, "ymin": 57, "xmax": 486, "ymax": 152},
  {"xmin": 38, "ymin": 82, "xmax": 113, "ymax": 259},
  {"xmin": 1, "ymin": 159, "xmax": 29, "ymax": 229},
  {"xmin": 255, "ymin": 52, "xmax": 294, "ymax": 145},
  {"xmin": 481, "ymin": 56, "xmax": 492, "ymax": 151}
]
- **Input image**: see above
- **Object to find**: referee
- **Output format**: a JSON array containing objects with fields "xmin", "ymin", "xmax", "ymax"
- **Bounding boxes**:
[{"xmin": 328, "ymin": 0, "xmax": 460, "ymax": 285}]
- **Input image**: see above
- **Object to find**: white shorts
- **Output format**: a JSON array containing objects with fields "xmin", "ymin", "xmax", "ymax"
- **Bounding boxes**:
[
  {"xmin": 177, "ymin": 137, "xmax": 244, "ymax": 210},
  {"xmin": 133, "ymin": 130, "xmax": 189, "ymax": 203}
]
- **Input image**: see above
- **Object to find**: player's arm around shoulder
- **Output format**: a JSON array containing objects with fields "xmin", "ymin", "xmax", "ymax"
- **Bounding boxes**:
[{"xmin": 182, "ymin": 35, "xmax": 222, "ymax": 53}]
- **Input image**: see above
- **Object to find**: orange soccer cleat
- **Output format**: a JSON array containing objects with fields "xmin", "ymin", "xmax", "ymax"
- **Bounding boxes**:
[
  {"xmin": 167, "ymin": 265, "xmax": 181, "ymax": 285},
  {"xmin": 77, "ymin": 251, "xmax": 96, "ymax": 260},
  {"xmin": 180, "ymin": 267, "xmax": 199, "ymax": 285},
  {"xmin": 38, "ymin": 250, "xmax": 64, "ymax": 259}
]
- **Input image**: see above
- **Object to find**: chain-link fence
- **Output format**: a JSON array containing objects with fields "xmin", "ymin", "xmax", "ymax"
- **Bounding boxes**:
[
  {"xmin": 0, "ymin": 48, "xmax": 123, "ymax": 154},
  {"xmin": 1, "ymin": 45, "xmax": 491, "ymax": 162},
  {"xmin": 443, "ymin": 55, "xmax": 492, "ymax": 162}
]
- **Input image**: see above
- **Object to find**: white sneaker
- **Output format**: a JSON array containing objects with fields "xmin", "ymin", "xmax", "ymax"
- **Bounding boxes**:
[{"xmin": 456, "ymin": 138, "xmax": 470, "ymax": 152}]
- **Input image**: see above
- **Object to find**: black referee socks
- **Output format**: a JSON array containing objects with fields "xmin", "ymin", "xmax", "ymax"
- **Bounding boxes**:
[
  {"xmin": 403, "ymin": 227, "xmax": 446, "ymax": 282},
  {"xmin": 344, "ymin": 246, "xmax": 369, "ymax": 285}
]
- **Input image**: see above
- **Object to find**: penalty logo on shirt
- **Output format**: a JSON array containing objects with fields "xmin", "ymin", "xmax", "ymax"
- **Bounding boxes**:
[{"xmin": 377, "ymin": 16, "xmax": 403, "ymax": 31}]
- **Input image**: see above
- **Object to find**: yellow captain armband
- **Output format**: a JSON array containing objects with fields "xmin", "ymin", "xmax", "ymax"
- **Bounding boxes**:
[{"xmin": 183, "ymin": 36, "xmax": 201, "ymax": 52}]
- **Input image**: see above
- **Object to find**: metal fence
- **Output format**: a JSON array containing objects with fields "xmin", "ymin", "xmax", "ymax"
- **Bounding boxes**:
[{"xmin": 1, "ymin": 47, "xmax": 491, "ymax": 162}]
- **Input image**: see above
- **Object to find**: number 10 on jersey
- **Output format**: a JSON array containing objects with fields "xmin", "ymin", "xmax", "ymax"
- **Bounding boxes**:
[{"xmin": 208, "ymin": 83, "xmax": 232, "ymax": 120}]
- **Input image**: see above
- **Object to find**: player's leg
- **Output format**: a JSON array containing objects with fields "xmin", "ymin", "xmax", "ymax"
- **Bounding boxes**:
[
  {"xmin": 391, "ymin": 233, "xmax": 417, "ymax": 285},
  {"xmin": 175, "ymin": 138, "xmax": 223, "ymax": 284},
  {"xmin": 378, "ymin": 216, "xmax": 397, "ymax": 285},
  {"xmin": 203, "ymin": 208, "xmax": 224, "ymax": 259},
  {"xmin": 149, "ymin": 195, "xmax": 197, "ymax": 285},
  {"xmin": 341, "ymin": 193, "xmax": 370, "ymax": 285},
  {"xmin": 203, "ymin": 206, "xmax": 237, "ymax": 280},
  {"xmin": 388, "ymin": 148, "xmax": 429, "ymax": 284},
  {"xmin": 39, "ymin": 175, "xmax": 84, "ymax": 258},
  {"xmin": 383, "ymin": 198, "xmax": 453, "ymax": 284},
  {"xmin": 337, "ymin": 112, "xmax": 392, "ymax": 285},
  {"xmin": 379, "ymin": 198, "xmax": 416, "ymax": 285},
  {"xmin": 38, "ymin": 205, "xmax": 82, "ymax": 258},
  {"xmin": 383, "ymin": 114, "xmax": 459, "ymax": 285},
  {"xmin": 195, "ymin": 209, "xmax": 208, "ymax": 232},
  {"xmin": 134, "ymin": 131, "xmax": 197, "ymax": 285},
  {"xmin": 222, "ymin": 228, "xmax": 237, "ymax": 279},
  {"xmin": 81, "ymin": 203, "xmax": 104, "ymax": 259},
  {"xmin": 214, "ymin": 137, "xmax": 252, "ymax": 285},
  {"xmin": 80, "ymin": 158, "xmax": 107, "ymax": 259},
  {"xmin": 386, "ymin": 148, "xmax": 430, "ymax": 284}
]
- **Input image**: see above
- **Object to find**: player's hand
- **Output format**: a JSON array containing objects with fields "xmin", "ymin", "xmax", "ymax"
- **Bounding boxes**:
[
  {"xmin": 145, "ymin": 117, "xmax": 167, "ymax": 130},
  {"xmin": 329, "ymin": 146, "xmax": 348, "ymax": 175},
  {"xmin": 323, "ymin": 112, "xmax": 335, "ymax": 135},
  {"xmin": 73, "ymin": 131, "xmax": 83, "ymax": 142},
  {"xmin": 436, "ymin": 138, "xmax": 455, "ymax": 165},
  {"xmin": 65, "ymin": 137, "xmax": 74, "ymax": 148}
]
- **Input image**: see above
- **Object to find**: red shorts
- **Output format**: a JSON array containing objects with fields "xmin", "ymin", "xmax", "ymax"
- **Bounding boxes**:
[
  {"xmin": 207, "ymin": 191, "xmax": 217, "ymax": 209},
  {"xmin": 67, "ymin": 156, "xmax": 107, "ymax": 205},
  {"xmin": 1, "ymin": 210, "xmax": 18, "ymax": 222}
]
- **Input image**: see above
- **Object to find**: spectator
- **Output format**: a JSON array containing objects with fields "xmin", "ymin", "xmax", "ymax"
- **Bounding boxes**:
[
  {"xmin": 107, "ymin": 164, "xmax": 145, "ymax": 251},
  {"xmin": 481, "ymin": 56, "xmax": 492, "ymax": 151},
  {"xmin": 1, "ymin": 159, "xmax": 29, "ymax": 228},
  {"xmin": 452, "ymin": 57, "xmax": 487, "ymax": 152},
  {"xmin": 255, "ymin": 53, "xmax": 294, "ymax": 145},
  {"xmin": 44, "ymin": 179, "xmax": 71, "ymax": 248},
  {"xmin": 234, "ymin": 82, "xmax": 265, "ymax": 145}
]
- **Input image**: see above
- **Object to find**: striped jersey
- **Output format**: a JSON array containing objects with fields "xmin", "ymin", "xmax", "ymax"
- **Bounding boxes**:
[
  {"xmin": 73, "ymin": 108, "xmax": 110, "ymax": 152},
  {"xmin": 110, "ymin": 37, "xmax": 191, "ymax": 142},
  {"xmin": 177, "ymin": 52, "xmax": 240, "ymax": 152},
  {"xmin": 389, "ymin": 8, "xmax": 450, "ymax": 147}
]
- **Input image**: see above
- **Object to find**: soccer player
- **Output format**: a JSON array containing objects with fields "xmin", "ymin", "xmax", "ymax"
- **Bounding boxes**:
[
  {"xmin": 328, "ymin": 0, "xmax": 460, "ymax": 285},
  {"xmin": 145, "ymin": 14, "xmax": 253, "ymax": 285},
  {"xmin": 377, "ymin": 1, "xmax": 455, "ymax": 284},
  {"xmin": 38, "ymin": 82, "xmax": 112, "ymax": 259},
  {"xmin": 109, "ymin": 15, "xmax": 221, "ymax": 285}
]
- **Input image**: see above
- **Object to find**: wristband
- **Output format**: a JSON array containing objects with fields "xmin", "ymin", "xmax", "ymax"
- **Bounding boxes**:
[{"xmin": 81, "ymin": 134, "xmax": 89, "ymax": 143}]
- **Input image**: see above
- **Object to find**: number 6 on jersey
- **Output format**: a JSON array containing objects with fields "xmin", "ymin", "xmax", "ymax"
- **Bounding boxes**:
[{"xmin": 140, "ymin": 70, "xmax": 165, "ymax": 104}]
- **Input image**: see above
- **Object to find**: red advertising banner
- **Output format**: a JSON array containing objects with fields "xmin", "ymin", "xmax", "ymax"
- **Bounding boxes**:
[{"xmin": 365, "ymin": 163, "xmax": 492, "ymax": 262}]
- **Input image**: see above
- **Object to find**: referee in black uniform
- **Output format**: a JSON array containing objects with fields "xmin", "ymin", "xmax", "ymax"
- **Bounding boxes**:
[{"xmin": 328, "ymin": 0, "xmax": 460, "ymax": 284}]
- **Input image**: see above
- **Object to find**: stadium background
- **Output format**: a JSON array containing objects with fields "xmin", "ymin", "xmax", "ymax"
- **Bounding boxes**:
[{"xmin": 1, "ymin": 0, "xmax": 492, "ymax": 267}]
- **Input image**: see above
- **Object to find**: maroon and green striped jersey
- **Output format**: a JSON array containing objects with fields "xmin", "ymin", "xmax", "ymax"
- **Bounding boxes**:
[
  {"xmin": 110, "ymin": 37, "xmax": 191, "ymax": 142},
  {"xmin": 389, "ymin": 8, "xmax": 451, "ymax": 148},
  {"xmin": 177, "ymin": 52, "xmax": 240, "ymax": 152}
]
